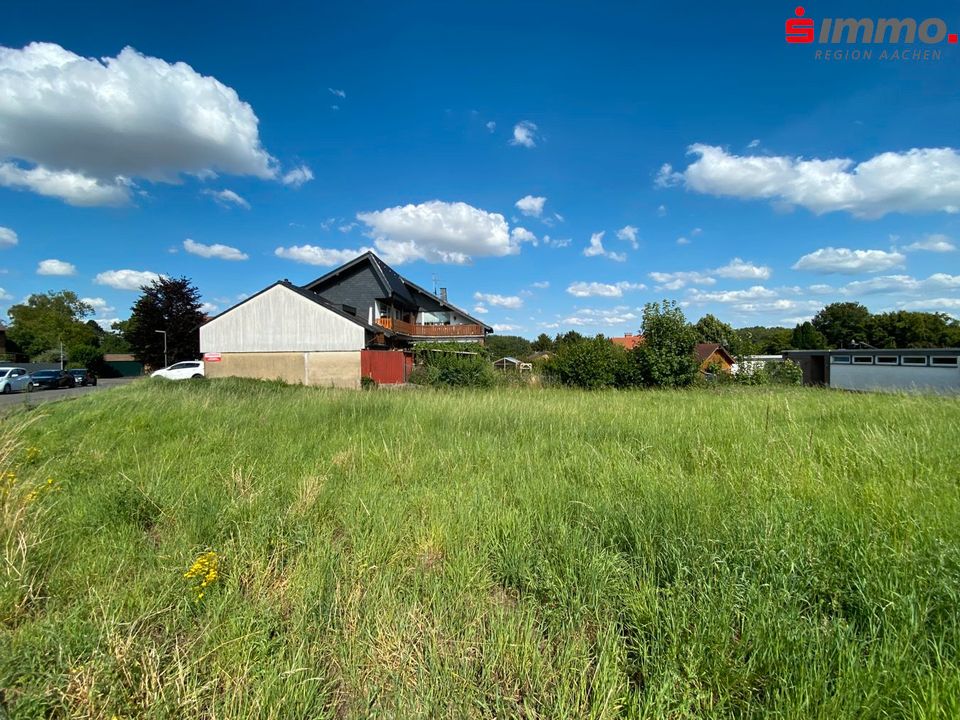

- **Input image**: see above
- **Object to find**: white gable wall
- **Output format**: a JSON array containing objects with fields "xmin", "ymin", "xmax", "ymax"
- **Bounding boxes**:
[{"xmin": 200, "ymin": 284, "xmax": 366, "ymax": 353}]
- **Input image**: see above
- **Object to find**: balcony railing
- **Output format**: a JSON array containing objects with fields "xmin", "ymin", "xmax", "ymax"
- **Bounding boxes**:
[{"xmin": 376, "ymin": 318, "xmax": 485, "ymax": 337}]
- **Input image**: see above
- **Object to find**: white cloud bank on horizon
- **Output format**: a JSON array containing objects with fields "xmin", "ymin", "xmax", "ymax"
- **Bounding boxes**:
[{"xmin": 657, "ymin": 144, "xmax": 960, "ymax": 218}]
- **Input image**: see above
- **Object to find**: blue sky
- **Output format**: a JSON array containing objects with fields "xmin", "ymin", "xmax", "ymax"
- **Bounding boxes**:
[{"xmin": 1, "ymin": 1, "xmax": 959, "ymax": 337}]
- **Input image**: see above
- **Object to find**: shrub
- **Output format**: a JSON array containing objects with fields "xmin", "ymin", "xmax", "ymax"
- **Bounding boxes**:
[
  {"xmin": 635, "ymin": 300, "xmax": 699, "ymax": 388},
  {"xmin": 411, "ymin": 342, "xmax": 496, "ymax": 388},
  {"xmin": 767, "ymin": 359, "xmax": 803, "ymax": 385},
  {"xmin": 544, "ymin": 336, "xmax": 637, "ymax": 389}
]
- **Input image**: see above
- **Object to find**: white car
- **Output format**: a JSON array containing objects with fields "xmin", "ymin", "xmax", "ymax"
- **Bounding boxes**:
[
  {"xmin": 151, "ymin": 360, "xmax": 205, "ymax": 380},
  {"xmin": 0, "ymin": 367, "xmax": 32, "ymax": 394}
]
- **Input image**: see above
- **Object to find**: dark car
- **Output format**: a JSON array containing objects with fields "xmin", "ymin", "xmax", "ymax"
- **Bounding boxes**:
[
  {"xmin": 67, "ymin": 368, "xmax": 97, "ymax": 386},
  {"xmin": 29, "ymin": 370, "xmax": 77, "ymax": 390}
]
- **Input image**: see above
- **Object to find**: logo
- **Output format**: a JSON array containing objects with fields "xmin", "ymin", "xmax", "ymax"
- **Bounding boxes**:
[{"xmin": 786, "ymin": 6, "xmax": 957, "ymax": 61}]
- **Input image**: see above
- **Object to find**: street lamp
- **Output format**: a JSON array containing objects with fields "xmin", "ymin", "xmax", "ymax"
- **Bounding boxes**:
[{"xmin": 155, "ymin": 330, "xmax": 168, "ymax": 368}]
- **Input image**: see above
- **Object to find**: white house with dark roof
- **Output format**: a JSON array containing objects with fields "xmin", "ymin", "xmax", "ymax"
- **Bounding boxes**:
[{"xmin": 199, "ymin": 252, "xmax": 491, "ymax": 387}]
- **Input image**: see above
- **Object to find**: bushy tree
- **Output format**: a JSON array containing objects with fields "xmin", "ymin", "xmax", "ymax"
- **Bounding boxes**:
[
  {"xmin": 737, "ymin": 326, "xmax": 793, "ymax": 354},
  {"xmin": 635, "ymin": 300, "xmax": 699, "ymax": 388},
  {"xmin": 812, "ymin": 302, "xmax": 871, "ymax": 348},
  {"xmin": 410, "ymin": 342, "xmax": 495, "ymax": 388},
  {"xmin": 868, "ymin": 311, "xmax": 960, "ymax": 348},
  {"xmin": 485, "ymin": 334, "xmax": 532, "ymax": 360},
  {"xmin": 790, "ymin": 321, "xmax": 827, "ymax": 349},
  {"xmin": 125, "ymin": 277, "xmax": 205, "ymax": 368},
  {"xmin": 545, "ymin": 335, "xmax": 636, "ymax": 389},
  {"xmin": 695, "ymin": 314, "xmax": 748, "ymax": 357},
  {"xmin": 6, "ymin": 291, "xmax": 95, "ymax": 359},
  {"xmin": 531, "ymin": 333, "xmax": 555, "ymax": 352}
]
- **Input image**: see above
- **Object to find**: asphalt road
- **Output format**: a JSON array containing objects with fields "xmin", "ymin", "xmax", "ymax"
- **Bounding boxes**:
[{"xmin": 0, "ymin": 377, "xmax": 139, "ymax": 411}]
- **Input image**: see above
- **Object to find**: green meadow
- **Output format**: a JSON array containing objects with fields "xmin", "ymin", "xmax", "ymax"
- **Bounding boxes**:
[{"xmin": 1, "ymin": 380, "xmax": 958, "ymax": 718}]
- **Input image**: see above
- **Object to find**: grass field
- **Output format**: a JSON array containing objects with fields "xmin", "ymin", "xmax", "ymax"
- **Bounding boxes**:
[{"xmin": 1, "ymin": 379, "xmax": 959, "ymax": 718}]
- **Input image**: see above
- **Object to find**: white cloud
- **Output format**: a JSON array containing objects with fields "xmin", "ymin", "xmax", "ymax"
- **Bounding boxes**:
[
  {"xmin": 543, "ymin": 235, "xmax": 571, "ymax": 248},
  {"xmin": 274, "ymin": 245, "xmax": 373, "ymax": 266},
  {"xmin": 486, "ymin": 121, "xmax": 496, "ymax": 132},
  {"xmin": 357, "ymin": 200, "xmax": 520, "ymax": 264},
  {"xmin": 94, "ymin": 269, "xmax": 163, "ymax": 290},
  {"xmin": 0, "ymin": 226, "xmax": 16, "ymax": 247},
  {"xmin": 81, "ymin": 297, "xmax": 113, "ymax": 314},
  {"xmin": 657, "ymin": 204, "xmax": 667, "ymax": 216},
  {"xmin": 616, "ymin": 225, "xmax": 639, "ymax": 249},
  {"xmin": 556, "ymin": 306, "xmax": 639, "ymax": 327},
  {"xmin": 792, "ymin": 247, "xmax": 905, "ymax": 274},
  {"xmin": 841, "ymin": 273, "xmax": 960, "ymax": 295},
  {"xmin": 200, "ymin": 301, "xmax": 219, "ymax": 314},
  {"xmin": 0, "ymin": 287, "xmax": 12, "ymax": 301},
  {"xmin": 509, "ymin": 121, "xmax": 538, "ymax": 148},
  {"xmin": 492, "ymin": 323, "xmax": 521, "ymax": 332},
  {"xmin": 36, "ymin": 258, "xmax": 76, "ymax": 275},
  {"xmin": 904, "ymin": 234, "xmax": 956, "ymax": 253},
  {"xmin": 0, "ymin": 162, "xmax": 130, "ymax": 206},
  {"xmin": 183, "ymin": 238, "xmax": 248, "ymax": 261},
  {"xmin": 676, "ymin": 236, "xmax": 691, "ymax": 246},
  {"xmin": 281, "ymin": 165, "xmax": 314, "ymax": 188},
  {"xmin": 473, "ymin": 304, "xmax": 489, "ymax": 315},
  {"xmin": 0, "ymin": 42, "xmax": 283, "ymax": 206},
  {"xmin": 473, "ymin": 291, "xmax": 523, "ymax": 309},
  {"xmin": 687, "ymin": 286, "xmax": 777, "ymax": 303},
  {"xmin": 510, "ymin": 227, "xmax": 537, "ymax": 246},
  {"xmin": 328, "ymin": 88, "xmax": 346, "ymax": 98},
  {"xmin": 898, "ymin": 298, "xmax": 960, "ymax": 311},
  {"xmin": 566, "ymin": 281, "xmax": 645, "ymax": 298},
  {"xmin": 713, "ymin": 257, "xmax": 771, "ymax": 280},
  {"xmin": 666, "ymin": 144, "xmax": 960, "ymax": 218},
  {"xmin": 515, "ymin": 195, "xmax": 546, "ymax": 217},
  {"xmin": 648, "ymin": 270, "xmax": 716, "ymax": 290},
  {"xmin": 583, "ymin": 231, "xmax": 626, "ymax": 262},
  {"xmin": 203, "ymin": 188, "xmax": 250, "ymax": 209},
  {"xmin": 747, "ymin": 139, "xmax": 761, "ymax": 149},
  {"xmin": 531, "ymin": 281, "xmax": 550, "ymax": 289}
]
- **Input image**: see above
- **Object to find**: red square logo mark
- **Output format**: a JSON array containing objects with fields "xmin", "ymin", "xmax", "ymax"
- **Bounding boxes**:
[{"xmin": 949, "ymin": 33, "xmax": 959, "ymax": 43}]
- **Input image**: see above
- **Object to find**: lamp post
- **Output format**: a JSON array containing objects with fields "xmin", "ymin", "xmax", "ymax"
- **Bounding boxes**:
[{"xmin": 155, "ymin": 330, "xmax": 168, "ymax": 368}]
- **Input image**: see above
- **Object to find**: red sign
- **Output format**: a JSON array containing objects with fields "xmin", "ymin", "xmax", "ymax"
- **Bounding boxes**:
[{"xmin": 204, "ymin": 353, "xmax": 222, "ymax": 362}]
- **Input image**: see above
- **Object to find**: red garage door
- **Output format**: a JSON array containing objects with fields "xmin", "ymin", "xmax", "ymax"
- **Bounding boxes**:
[{"xmin": 361, "ymin": 350, "xmax": 412, "ymax": 385}]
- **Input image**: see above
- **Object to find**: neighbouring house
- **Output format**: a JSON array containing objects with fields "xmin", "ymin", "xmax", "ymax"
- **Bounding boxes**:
[
  {"xmin": 199, "ymin": 252, "xmax": 492, "ymax": 388},
  {"xmin": 493, "ymin": 356, "xmax": 533, "ymax": 373},
  {"xmin": 784, "ymin": 348, "xmax": 960, "ymax": 395},
  {"xmin": 695, "ymin": 343, "xmax": 735, "ymax": 374},
  {"xmin": 610, "ymin": 333, "xmax": 643, "ymax": 350}
]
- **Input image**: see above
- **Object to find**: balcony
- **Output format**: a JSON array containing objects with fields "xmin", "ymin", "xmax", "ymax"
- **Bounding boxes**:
[{"xmin": 376, "ymin": 318, "xmax": 485, "ymax": 337}]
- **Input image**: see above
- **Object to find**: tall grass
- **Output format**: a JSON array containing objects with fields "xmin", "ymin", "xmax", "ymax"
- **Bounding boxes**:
[{"xmin": 1, "ymin": 379, "xmax": 958, "ymax": 718}]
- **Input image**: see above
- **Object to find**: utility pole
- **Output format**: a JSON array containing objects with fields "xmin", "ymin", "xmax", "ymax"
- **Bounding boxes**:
[
  {"xmin": 155, "ymin": 329, "xmax": 168, "ymax": 368},
  {"xmin": 59, "ymin": 336, "xmax": 64, "ymax": 370}
]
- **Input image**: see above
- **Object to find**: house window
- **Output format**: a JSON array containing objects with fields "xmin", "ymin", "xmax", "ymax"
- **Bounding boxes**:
[
  {"xmin": 831, "ymin": 355, "xmax": 851, "ymax": 364},
  {"xmin": 902, "ymin": 356, "xmax": 927, "ymax": 367},
  {"xmin": 875, "ymin": 356, "xmax": 898, "ymax": 365},
  {"xmin": 852, "ymin": 355, "xmax": 874, "ymax": 365},
  {"xmin": 930, "ymin": 356, "xmax": 959, "ymax": 368}
]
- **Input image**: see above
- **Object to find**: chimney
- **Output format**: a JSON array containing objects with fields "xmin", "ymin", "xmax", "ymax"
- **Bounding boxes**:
[{"xmin": 440, "ymin": 287, "xmax": 448, "ymax": 302}]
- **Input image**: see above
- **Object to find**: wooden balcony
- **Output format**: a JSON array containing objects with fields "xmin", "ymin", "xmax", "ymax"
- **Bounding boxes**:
[{"xmin": 376, "ymin": 318, "xmax": 485, "ymax": 337}]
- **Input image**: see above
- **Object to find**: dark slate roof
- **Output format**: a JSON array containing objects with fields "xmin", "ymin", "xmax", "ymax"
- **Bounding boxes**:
[
  {"xmin": 202, "ymin": 279, "xmax": 391, "ymax": 336},
  {"xmin": 302, "ymin": 251, "xmax": 492, "ymax": 332}
]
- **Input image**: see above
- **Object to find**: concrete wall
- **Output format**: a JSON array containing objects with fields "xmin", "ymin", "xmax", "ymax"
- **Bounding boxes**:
[
  {"xmin": 200, "ymin": 284, "xmax": 366, "ymax": 354},
  {"xmin": 830, "ymin": 363, "xmax": 960, "ymax": 395},
  {"xmin": 204, "ymin": 351, "xmax": 361, "ymax": 388}
]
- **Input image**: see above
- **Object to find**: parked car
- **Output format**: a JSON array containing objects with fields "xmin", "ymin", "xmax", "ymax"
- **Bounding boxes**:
[
  {"xmin": 151, "ymin": 360, "xmax": 205, "ymax": 380},
  {"xmin": 0, "ymin": 367, "xmax": 32, "ymax": 394},
  {"xmin": 67, "ymin": 368, "xmax": 98, "ymax": 386},
  {"xmin": 29, "ymin": 370, "xmax": 77, "ymax": 390}
]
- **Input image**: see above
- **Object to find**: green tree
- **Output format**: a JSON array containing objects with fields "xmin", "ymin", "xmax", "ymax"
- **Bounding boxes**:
[
  {"xmin": 694, "ymin": 314, "xmax": 748, "ymax": 357},
  {"xmin": 635, "ymin": 300, "xmax": 699, "ymax": 388},
  {"xmin": 737, "ymin": 326, "xmax": 793, "ymax": 354},
  {"xmin": 5, "ymin": 291, "xmax": 95, "ymax": 359},
  {"xmin": 485, "ymin": 334, "xmax": 532, "ymax": 360},
  {"xmin": 868, "ymin": 310, "xmax": 960, "ymax": 348},
  {"xmin": 812, "ymin": 302, "xmax": 871, "ymax": 348},
  {"xmin": 545, "ymin": 335, "xmax": 636, "ymax": 389},
  {"xmin": 126, "ymin": 277, "xmax": 205, "ymax": 368},
  {"xmin": 531, "ymin": 333, "xmax": 555, "ymax": 352},
  {"xmin": 790, "ymin": 321, "xmax": 827, "ymax": 349},
  {"xmin": 68, "ymin": 345, "xmax": 104, "ymax": 370}
]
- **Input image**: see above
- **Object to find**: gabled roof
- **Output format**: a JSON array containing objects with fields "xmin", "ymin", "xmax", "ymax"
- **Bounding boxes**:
[
  {"xmin": 302, "ymin": 251, "xmax": 492, "ymax": 332},
  {"xmin": 611, "ymin": 334, "xmax": 643, "ymax": 350},
  {"xmin": 202, "ymin": 279, "xmax": 391, "ymax": 336},
  {"xmin": 695, "ymin": 343, "xmax": 735, "ymax": 365}
]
